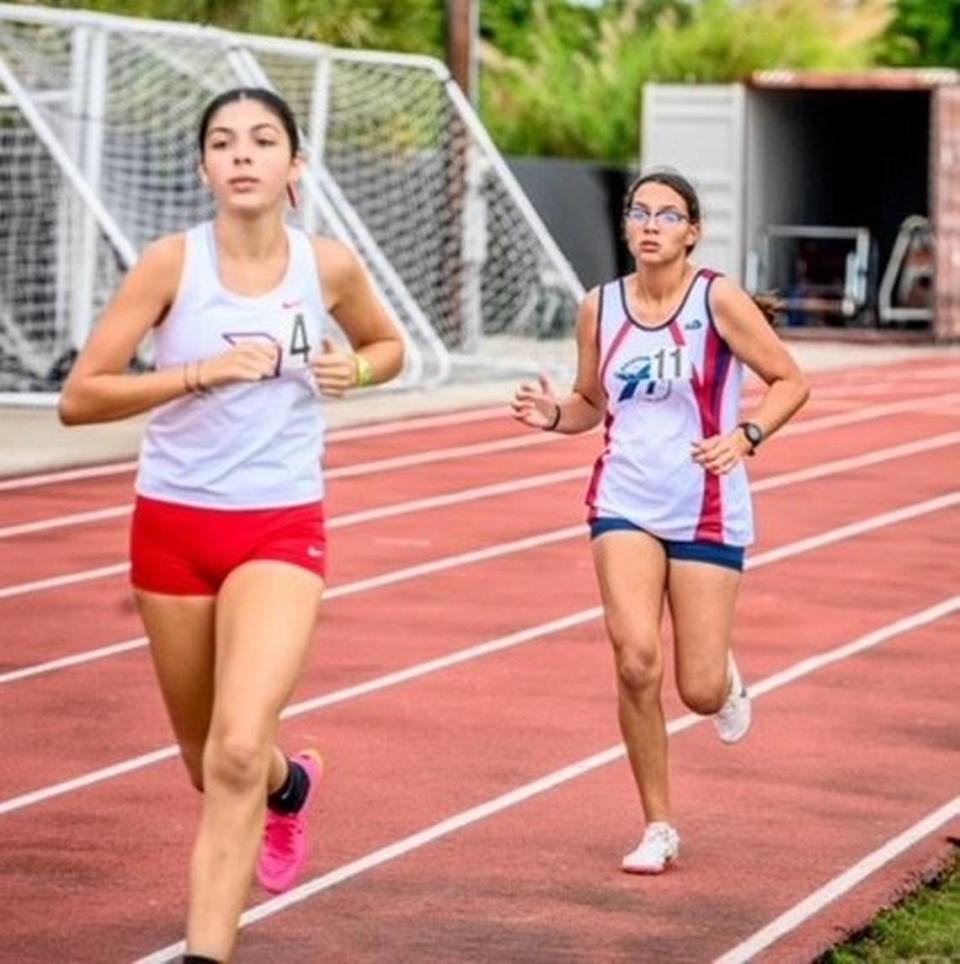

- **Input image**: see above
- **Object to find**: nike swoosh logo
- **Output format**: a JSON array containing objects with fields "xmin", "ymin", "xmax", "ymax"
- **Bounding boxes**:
[{"xmin": 282, "ymin": 300, "xmax": 302, "ymax": 310}]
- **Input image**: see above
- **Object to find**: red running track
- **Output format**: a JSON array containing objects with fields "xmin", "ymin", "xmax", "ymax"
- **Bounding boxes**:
[{"xmin": 0, "ymin": 356, "xmax": 957, "ymax": 963}]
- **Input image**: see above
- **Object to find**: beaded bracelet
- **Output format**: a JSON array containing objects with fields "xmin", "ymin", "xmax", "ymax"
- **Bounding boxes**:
[{"xmin": 182, "ymin": 361, "xmax": 209, "ymax": 396}]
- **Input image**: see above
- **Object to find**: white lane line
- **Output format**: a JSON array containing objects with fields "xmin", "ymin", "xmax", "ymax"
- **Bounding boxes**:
[
  {"xmin": 801, "ymin": 361, "xmax": 960, "ymax": 386},
  {"xmin": 892, "ymin": 363, "xmax": 960, "ymax": 381},
  {"xmin": 325, "ymin": 525, "xmax": 584, "ymax": 599},
  {"xmin": 0, "ymin": 637, "xmax": 148, "ymax": 684},
  {"xmin": 0, "ymin": 504, "xmax": 133, "ymax": 538},
  {"xmin": 0, "ymin": 461, "xmax": 139, "ymax": 492},
  {"xmin": 743, "ymin": 492, "xmax": 959, "ymax": 568},
  {"xmin": 0, "ymin": 523, "xmax": 586, "ymax": 682},
  {"xmin": 1, "ymin": 496, "xmax": 955, "ymax": 817},
  {"xmin": 0, "ymin": 524, "xmax": 586, "ymax": 607},
  {"xmin": 0, "ymin": 746, "xmax": 185, "ymax": 820},
  {"xmin": 0, "ymin": 406, "xmax": 955, "ymax": 593},
  {"xmin": 714, "ymin": 794, "xmax": 960, "ymax": 964},
  {"xmin": 329, "ymin": 405, "xmax": 508, "ymax": 440},
  {"xmin": 801, "ymin": 376, "xmax": 960, "ymax": 400},
  {"xmin": 800, "ymin": 398, "xmax": 870, "ymax": 413},
  {"xmin": 0, "ymin": 431, "xmax": 572, "ymax": 539},
  {"xmin": 4, "ymin": 363, "xmax": 957, "ymax": 495},
  {"xmin": 328, "ymin": 467, "xmax": 587, "ymax": 528},
  {"xmin": 327, "ymin": 427, "xmax": 569, "ymax": 479},
  {"xmin": 0, "ymin": 462, "xmax": 587, "ymax": 540},
  {"xmin": 0, "ymin": 406, "xmax": 513, "ymax": 492},
  {"xmin": 280, "ymin": 610, "xmax": 605, "ymax": 719},
  {"xmin": 750, "ymin": 432, "xmax": 960, "ymax": 493},
  {"xmin": 781, "ymin": 392, "xmax": 960, "ymax": 436},
  {"xmin": 0, "ymin": 429, "xmax": 956, "ymax": 672},
  {"xmin": 135, "ymin": 595, "xmax": 960, "ymax": 963},
  {"xmin": 4, "ymin": 386, "xmax": 959, "ymax": 539},
  {"xmin": 0, "ymin": 562, "xmax": 131, "ymax": 600},
  {"xmin": 0, "ymin": 610, "xmax": 601, "ymax": 814}
]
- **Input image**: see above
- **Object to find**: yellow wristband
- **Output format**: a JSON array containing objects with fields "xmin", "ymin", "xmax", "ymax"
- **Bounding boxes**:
[{"xmin": 354, "ymin": 353, "xmax": 374, "ymax": 388}]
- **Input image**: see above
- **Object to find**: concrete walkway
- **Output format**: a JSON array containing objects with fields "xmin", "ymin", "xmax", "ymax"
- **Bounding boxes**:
[{"xmin": 0, "ymin": 340, "xmax": 955, "ymax": 479}]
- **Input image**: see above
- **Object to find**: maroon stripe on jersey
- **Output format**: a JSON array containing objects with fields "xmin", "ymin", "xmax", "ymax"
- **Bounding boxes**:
[
  {"xmin": 594, "ymin": 283, "xmax": 605, "ymax": 360},
  {"xmin": 584, "ymin": 411, "xmax": 615, "ymax": 520},
  {"xmin": 667, "ymin": 317, "xmax": 687, "ymax": 350},
  {"xmin": 666, "ymin": 277, "xmax": 728, "ymax": 540},
  {"xmin": 599, "ymin": 320, "xmax": 632, "ymax": 389},
  {"xmin": 693, "ymin": 317, "xmax": 733, "ymax": 542}
]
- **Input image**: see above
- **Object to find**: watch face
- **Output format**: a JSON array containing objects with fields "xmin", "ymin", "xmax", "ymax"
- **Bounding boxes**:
[{"xmin": 743, "ymin": 423, "xmax": 762, "ymax": 445}]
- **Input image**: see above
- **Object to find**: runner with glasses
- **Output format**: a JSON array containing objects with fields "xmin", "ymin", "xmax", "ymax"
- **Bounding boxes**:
[{"xmin": 511, "ymin": 169, "xmax": 809, "ymax": 874}]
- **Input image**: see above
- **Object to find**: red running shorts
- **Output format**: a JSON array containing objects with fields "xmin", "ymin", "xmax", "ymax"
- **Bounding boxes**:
[{"xmin": 130, "ymin": 495, "xmax": 326, "ymax": 595}]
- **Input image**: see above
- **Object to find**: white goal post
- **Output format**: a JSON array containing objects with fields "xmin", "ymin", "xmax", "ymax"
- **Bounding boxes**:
[{"xmin": 0, "ymin": 3, "xmax": 584, "ymax": 400}]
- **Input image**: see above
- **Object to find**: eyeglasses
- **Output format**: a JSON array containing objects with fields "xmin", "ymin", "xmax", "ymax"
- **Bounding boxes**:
[{"xmin": 626, "ymin": 206, "xmax": 689, "ymax": 227}]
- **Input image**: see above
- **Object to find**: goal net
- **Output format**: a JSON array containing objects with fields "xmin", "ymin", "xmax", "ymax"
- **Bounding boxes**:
[{"xmin": 0, "ymin": 5, "xmax": 583, "ymax": 397}]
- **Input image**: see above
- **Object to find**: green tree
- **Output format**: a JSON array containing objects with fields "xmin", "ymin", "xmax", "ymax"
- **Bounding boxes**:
[
  {"xmin": 480, "ymin": 0, "xmax": 608, "ymax": 59},
  {"xmin": 480, "ymin": 0, "xmax": 889, "ymax": 161},
  {"xmin": 875, "ymin": 0, "xmax": 960, "ymax": 66},
  {"xmin": 8, "ymin": 0, "xmax": 445, "ymax": 53},
  {"xmin": 276, "ymin": 0, "xmax": 444, "ymax": 55},
  {"xmin": 11, "ymin": 0, "xmax": 895, "ymax": 161}
]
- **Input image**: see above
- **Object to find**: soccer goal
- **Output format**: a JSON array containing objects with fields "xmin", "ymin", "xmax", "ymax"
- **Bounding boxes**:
[{"xmin": 0, "ymin": 3, "xmax": 584, "ymax": 400}]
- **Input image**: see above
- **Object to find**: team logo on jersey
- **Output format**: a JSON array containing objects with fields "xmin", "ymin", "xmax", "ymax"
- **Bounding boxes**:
[{"xmin": 614, "ymin": 356, "xmax": 671, "ymax": 402}]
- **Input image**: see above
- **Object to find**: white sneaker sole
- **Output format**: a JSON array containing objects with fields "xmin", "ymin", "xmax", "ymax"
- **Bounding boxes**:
[{"xmin": 621, "ymin": 855, "xmax": 677, "ymax": 875}]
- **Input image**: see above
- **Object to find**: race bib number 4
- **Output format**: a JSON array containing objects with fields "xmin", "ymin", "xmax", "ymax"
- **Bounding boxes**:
[{"xmin": 222, "ymin": 314, "xmax": 313, "ymax": 375}]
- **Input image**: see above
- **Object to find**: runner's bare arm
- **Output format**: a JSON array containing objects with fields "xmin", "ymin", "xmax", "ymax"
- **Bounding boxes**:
[
  {"xmin": 310, "ymin": 239, "xmax": 404, "ymax": 396},
  {"xmin": 59, "ymin": 236, "xmax": 278, "ymax": 425},
  {"xmin": 710, "ymin": 277, "xmax": 810, "ymax": 440}
]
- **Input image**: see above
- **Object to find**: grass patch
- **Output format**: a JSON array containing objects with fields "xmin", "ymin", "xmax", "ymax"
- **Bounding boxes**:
[{"xmin": 819, "ymin": 845, "xmax": 960, "ymax": 962}]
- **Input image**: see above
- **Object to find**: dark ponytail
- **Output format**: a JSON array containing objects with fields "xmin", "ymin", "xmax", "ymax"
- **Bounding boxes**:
[{"xmin": 751, "ymin": 292, "xmax": 780, "ymax": 327}]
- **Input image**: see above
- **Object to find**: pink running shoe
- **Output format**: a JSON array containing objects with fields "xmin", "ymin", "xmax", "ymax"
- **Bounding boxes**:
[{"xmin": 256, "ymin": 749, "xmax": 323, "ymax": 894}]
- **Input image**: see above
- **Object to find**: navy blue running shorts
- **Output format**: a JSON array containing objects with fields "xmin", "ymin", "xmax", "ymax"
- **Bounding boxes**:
[{"xmin": 589, "ymin": 517, "xmax": 745, "ymax": 572}]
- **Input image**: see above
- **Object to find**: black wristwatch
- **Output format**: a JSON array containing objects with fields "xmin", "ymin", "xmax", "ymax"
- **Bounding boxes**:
[{"xmin": 739, "ymin": 421, "xmax": 764, "ymax": 455}]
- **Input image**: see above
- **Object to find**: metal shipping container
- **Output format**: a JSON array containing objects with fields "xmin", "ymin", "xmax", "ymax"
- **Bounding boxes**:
[{"xmin": 642, "ymin": 71, "xmax": 960, "ymax": 341}]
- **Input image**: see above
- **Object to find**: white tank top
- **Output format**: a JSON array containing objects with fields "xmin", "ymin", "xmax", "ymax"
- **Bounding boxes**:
[
  {"xmin": 585, "ymin": 269, "xmax": 754, "ymax": 546},
  {"xmin": 136, "ymin": 222, "xmax": 330, "ymax": 509}
]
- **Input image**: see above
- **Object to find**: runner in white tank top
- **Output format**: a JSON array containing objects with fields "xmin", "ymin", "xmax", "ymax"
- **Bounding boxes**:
[
  {"xmin": 59, "ymin": 89, "xmax": 404, "ymax": 961},
  {"xmin": 587, "ymin": 267, "xmax": 754, "ymax": 546},
  {"xmin": 512, "ymin": 170, "xmax": 809, "ymax": 876},
  {"xmin": 137, "ymin": 219, "xmax": 330, "ymax": 510}
]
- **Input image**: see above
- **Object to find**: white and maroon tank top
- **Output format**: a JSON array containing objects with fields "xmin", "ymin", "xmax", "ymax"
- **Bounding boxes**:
[
  {"xmin": 136, "ymin": 222, "xmax": 330, "ymax": 509},
  {"xmin": 585, "ymin": 268, "xmax": 754, "ymax": 546}
]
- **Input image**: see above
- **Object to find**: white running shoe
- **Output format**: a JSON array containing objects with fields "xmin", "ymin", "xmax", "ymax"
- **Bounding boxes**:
[
  {"xmin": 713, "ymin": 652, "xmax": 751, "ymax": 744},
  {"xmin": 621, "ymin": 822, "xmax": 680, "ymax": 875}
]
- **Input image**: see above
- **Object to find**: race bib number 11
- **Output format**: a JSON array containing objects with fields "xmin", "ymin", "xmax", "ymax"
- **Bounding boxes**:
[{"xmin": 650, "ymin": 344, "xmax": 692, "ymax": 382}]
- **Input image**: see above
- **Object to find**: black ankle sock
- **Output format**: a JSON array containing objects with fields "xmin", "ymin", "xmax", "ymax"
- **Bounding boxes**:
[
  {"xmin": 183, "ymin": 956, "xmax": 221, "ymax": 963},
  {"xmin": 267, "ymin": 758, "xmax": 310, "ymax": 814}
]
